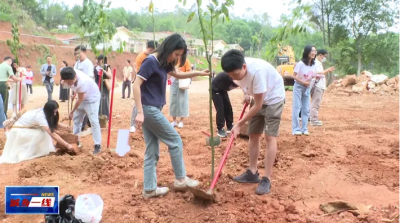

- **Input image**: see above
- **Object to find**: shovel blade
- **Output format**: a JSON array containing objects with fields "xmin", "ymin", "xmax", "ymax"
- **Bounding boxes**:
[{"xmin": 187, "ymin": 187, "xmax": 215, "ymax": 201}]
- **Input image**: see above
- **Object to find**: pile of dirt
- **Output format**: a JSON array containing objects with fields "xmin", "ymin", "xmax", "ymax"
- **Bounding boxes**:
[{"xmin": 328, "ymin": 71, "xmax": 399, "ymax": 96}]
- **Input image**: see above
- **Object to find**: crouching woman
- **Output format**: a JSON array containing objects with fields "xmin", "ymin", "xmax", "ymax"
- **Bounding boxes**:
[{"xmin": 0, "ymin": 100, "xmax": 74, "ymax": 164}]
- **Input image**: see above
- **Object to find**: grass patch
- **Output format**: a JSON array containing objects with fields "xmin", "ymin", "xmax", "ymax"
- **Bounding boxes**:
[
  {"xmin": 188, "ymin": 55, "xmax": 222, "ymax": 73},
  {"xmin": 285, "ymin": 86, "xmax": 293, "ymax": 91}
]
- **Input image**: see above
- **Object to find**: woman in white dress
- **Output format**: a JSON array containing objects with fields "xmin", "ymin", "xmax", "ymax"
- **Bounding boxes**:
[{"xmin": 0, "ymin": 100, "xmax": 74, "ymax": 164}]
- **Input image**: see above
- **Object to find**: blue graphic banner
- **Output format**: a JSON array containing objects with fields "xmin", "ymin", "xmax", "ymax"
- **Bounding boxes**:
[{"xmin": 5, "ymin": 186, "xmax": 59, "ymax": 214}]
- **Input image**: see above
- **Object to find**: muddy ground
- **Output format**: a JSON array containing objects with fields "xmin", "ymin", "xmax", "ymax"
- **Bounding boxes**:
[{"xmin": 0, "ymin": 80, "xmax": 398, "ymax": 223}]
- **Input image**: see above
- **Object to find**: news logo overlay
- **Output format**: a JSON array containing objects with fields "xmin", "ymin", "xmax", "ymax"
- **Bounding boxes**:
[{"xmin": 5, "ymin": 186, "xmax": 59, "ymax": 214}]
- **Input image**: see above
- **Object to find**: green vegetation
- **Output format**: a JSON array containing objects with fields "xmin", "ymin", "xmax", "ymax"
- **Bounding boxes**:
[{"xmin": 0, "ymin": 0, "xmax": 397, "ymax": 77}]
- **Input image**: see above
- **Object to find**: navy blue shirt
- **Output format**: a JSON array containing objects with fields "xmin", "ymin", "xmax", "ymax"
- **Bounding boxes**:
[{"xmin": 137, "ymin": 55, "xmax": 167, "ymax": 107}]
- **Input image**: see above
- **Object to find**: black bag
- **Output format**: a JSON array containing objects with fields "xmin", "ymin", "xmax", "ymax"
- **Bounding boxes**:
[{"xmin": 44, "ymin": 194, "xmax": 83, "ymax": 223}]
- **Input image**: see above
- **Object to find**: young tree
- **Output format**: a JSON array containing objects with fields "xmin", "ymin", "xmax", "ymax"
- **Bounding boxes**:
[
  {"xmin": 7, "ymin": 22, "xmax": 21, "ymax": 64},
  {"xmin": 181, "ymin": 0, "xmax": 234, "ymax": 179},
  {"xmin": 80, "ymin": 0, "xmax": 123, "ymax": 117}
]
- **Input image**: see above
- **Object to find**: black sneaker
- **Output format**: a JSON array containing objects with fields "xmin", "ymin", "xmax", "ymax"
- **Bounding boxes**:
[
  {"xmin": 256, "ymin": 177, "xmax": 271, "ymax": 195},
  {"xmin": 233, "ymin": 169, "xmax": 260, "ymax": 183},
  {"xmin": 93, "ymin": 144, "xmax": 101, "ymax": 155},
  {"xmin": 227, "ymin": 125, "xmax": 233, "ymax": 134},
  {"xmin": 217, "ymin": 129, "xmax": 227, "ymax": 138}
]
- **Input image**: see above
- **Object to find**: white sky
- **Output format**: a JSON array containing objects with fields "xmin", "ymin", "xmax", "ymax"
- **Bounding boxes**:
[{"xmin": 62, "ymin": 0, "xmax": 292, "ymax": 26}]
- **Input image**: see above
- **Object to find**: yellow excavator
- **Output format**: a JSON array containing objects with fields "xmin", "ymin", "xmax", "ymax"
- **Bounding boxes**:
[{"xmin": 276, "ymin": 43, "xmax": 296, "ymax": 86}]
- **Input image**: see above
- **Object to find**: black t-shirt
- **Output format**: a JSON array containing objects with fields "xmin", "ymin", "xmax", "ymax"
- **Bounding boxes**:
[
  {"xmin": 45, "ymin": 66, "xmax": 52, "ymax": 82},
  {"xmin": 94, "ymin": 64, "xmax": 111, "ymax": 92},
  {"xmin": 212, "ymin": 72, "xmax": 238, "ymax": 91}
]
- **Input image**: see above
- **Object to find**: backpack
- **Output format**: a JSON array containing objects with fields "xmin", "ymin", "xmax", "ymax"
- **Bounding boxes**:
[{"xmin": 44, "ymin": 194, "xmax": 83, "ymax": 223}]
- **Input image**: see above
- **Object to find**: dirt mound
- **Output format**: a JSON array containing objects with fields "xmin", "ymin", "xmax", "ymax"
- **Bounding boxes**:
[{"xmin": 328, "ymin": 71, "xmax": 399, "ymax": 96}]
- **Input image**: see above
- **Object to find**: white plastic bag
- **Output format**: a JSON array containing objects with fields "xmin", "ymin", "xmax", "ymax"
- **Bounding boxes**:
[
  {"xmin": 75, "ymin": 194, "xmax": 103, "ymax": 223},
  {"xmin": 179, "ymin": 78, "xmax": 191, "ymax": 89}
]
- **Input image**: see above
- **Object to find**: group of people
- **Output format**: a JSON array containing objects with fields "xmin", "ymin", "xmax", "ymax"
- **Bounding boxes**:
[{"xmin": 0, "ymin": 32, "xmax": 335, "ymax": 199}]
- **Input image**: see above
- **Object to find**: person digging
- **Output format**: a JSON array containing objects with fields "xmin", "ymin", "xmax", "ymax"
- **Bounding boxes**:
[
  {"xmin": 61, "ymin": 67, "xmax": 102, "ymax": 155},
  {"xmin": 221, "ymin": 49, "xmax": 285, "ymax": 195}
]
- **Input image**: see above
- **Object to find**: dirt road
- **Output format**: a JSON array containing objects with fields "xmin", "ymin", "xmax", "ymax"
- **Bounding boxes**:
[{"xmin": 0, "ymin": 80, "xmax": 398, "ymax": 223}]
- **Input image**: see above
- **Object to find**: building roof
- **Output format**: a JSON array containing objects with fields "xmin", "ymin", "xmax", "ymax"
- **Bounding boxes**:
[{"xmin": 67, "ymin": 26, "xmax": 243, "ymax": 51}]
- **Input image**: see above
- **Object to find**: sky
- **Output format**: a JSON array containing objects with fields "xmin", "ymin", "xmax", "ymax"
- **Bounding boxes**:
[{"xmin": 61, "ymin": 0, "xmax": 292, "ymax": 26}]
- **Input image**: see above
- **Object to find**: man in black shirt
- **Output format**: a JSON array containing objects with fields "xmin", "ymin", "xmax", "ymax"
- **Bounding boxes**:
[{"xmin": 212, "ymin": 71, "xmax": 238, "ymax": 137}]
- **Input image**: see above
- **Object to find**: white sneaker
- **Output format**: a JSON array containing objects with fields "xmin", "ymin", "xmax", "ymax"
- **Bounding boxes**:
[
  {"xmin": 174, "ymin": 176, "xmax": 200, "ymax": 190},
  {"xmin": 303, "ymin": 131, "xmax": 310, "ymax": 136},
  {"xmin": 178, "ymin": 122, "xmax": 183, "ymax": 128},
  {"xmin": 129, "ymin": 126, "xmax": 136, "ymax": 133},
  {"xmin": 171, "ymin": 121, "xmax": 177, "ymax": 127},
  {"xmin": 142, "ymin": 187, "xmax": 169, "ymax": 198}
]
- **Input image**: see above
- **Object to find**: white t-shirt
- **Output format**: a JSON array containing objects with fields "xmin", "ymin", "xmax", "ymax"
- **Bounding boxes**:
[
  {"xmin": 236, "ymin": 58, "xmax": 285, "ymax": 105},
  {"xmin": 25, "ymin": 70, "xmax": 33, "ymax": 85},
  {"xmin": 71, "ymin": 69, "xmax": 100, "ymax": 103},
  {"xmin": 314, "ymin": 59, "xmax": 326, "ymax": 89},
  {"xmin": 294, "ymin": 61, "xmax": 316, "ymax": 82},
  {"xmin": 15, "ymin": 108, "xmax": 48, "ymax": 127},
  {"xmin": 74, "ymin": 58, "xmax": 94, "ymax": 78}
]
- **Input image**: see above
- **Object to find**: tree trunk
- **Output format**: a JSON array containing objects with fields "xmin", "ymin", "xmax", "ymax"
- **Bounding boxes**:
[
  {"xmin": 357, "ymin": 40, "xmax": 362, "ymax": 76},
  {"xmin": 321, "ymin": 0, "xmax": 326, "ymax": 46}
]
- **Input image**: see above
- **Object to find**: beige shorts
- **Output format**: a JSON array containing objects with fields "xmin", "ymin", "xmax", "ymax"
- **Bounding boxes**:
[{"xmin": 248, "ymin": 100, "xmax": 284, "ymax": 137}]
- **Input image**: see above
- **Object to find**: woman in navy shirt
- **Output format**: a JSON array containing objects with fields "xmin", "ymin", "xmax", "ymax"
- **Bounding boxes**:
[{"xmin": 133, "ymin": 33, "xmax": 209, "ymax": 198}]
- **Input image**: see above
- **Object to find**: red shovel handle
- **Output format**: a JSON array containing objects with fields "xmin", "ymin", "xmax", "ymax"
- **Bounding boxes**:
[
  {"xmin": 209, "ymin": 102, "xmax": 249, "ymax": 191},
  {"xmin": 202, "ymin": 131, "xmax": 211, "ymax": 137}
]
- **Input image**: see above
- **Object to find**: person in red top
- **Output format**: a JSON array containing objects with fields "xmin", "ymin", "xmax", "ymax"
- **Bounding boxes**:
[{"xmin": 25, "ymin": 66, "xmax": 33, "ymax": 95}]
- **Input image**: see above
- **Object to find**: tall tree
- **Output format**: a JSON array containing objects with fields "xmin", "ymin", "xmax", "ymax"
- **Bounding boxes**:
[{"xmin": 337, "ymin": 0, "xmax": 398, "ymax": 76}]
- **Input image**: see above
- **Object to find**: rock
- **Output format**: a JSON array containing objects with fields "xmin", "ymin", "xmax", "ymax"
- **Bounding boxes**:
[
  {"xmin": 352, "ymin": 84, "xmax": 365, "ymax": 93},
  {"xmin": 342, "ymin": 75, "xmax": 357, "ymax": 87},
  {"xmin": 234, "ymin": 189, "xmax": 244, "ymax": 198},
  {"xmin": 117, "ymin": 162, "xmax": 125, "ymax": 169},
  {"xmin": 284, "ymin": 202, "xmax": 298, "ymax": 214},
  {"xmin": 301, "ymin": 150, "xmax": 317, "ymax": 157},
  {"xmin": 18, "ymin": 169, "xmax": 32, "ymax": 178},
  {"xmin": 285, "ymin": 214, "xmax": 301, "ymax": 222},
  {"xmin": 286, "ymin": 156, "xmax": 294, "ymax": 161}
]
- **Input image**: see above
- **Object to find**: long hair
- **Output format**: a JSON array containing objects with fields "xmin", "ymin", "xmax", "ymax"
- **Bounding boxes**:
[
  {"xmin": 43, "ymin": 100, "xmax": 59, "ymax": 132},
  {"xmin": 97, "ymin": 55, "xmax": 110, "ymax": 70},
  {"xmin": 154, "ymin": 33, "xmax": 187, "ymax": 72},
  {"xmin": 301, "ymin": 45, "xmax": 316, "ymax": 66},
  {"xmin": 11, "ymin": 59, "xmax": 18, "ymax": 74}
]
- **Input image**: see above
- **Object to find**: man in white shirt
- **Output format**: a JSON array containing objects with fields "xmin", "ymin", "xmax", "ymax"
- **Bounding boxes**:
[
  {"xmin": 60, "ymin": 67, "xmax": 102, "ymax": 155},
  {"xmin": 122, "ymin": 60, "xmax": 133, "ymax": 99},
  {"xmin": 310, "ymin": 49, "xmax": 335, "ymax": 126},
  {"xmin": 221, "ymin": 49, "xmax": 285, "ymax": 195},
  {"xmin": 74, "ymin": 45, "xmax": 95, "ymax": 133},
  {"xmin": 73, "ymin": 45, "xmax": 94, "ymax": 79}
]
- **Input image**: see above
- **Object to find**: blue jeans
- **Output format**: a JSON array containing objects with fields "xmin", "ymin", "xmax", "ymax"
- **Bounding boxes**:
[
  {"xmin": 292, "ymin": 82, "xmax": 310, "ymax": 134},
  {"xmin": 73, "ymin": 100, "xmax": 101, "ymax": 145},
  {"xmin": 139, "ymin": 105, "xmax": 186, "ymax": 191}
]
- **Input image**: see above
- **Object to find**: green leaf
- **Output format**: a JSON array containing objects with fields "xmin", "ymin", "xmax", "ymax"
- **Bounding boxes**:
[
  {"xmin": 187, "ymin": 11, "xmax": 195, "ymax": 23},
  {"xmin": 221, "ymin": 4, "xmax": 229, "ymax": 17},
  {"xmin": 183, "ymin": 0, "xmax": 187, "ymax": 6},
  {"xmin": 197, "ymin": 0, "xmax": 202, "ymax": 7}
]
